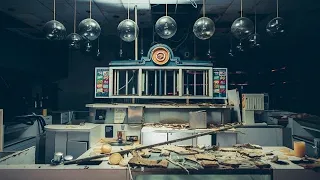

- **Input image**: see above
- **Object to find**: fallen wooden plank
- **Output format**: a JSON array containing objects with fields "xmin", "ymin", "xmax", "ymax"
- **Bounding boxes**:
[{"xmin": 64, "ymin": 123, "xmax": 242, "ymax": 165}]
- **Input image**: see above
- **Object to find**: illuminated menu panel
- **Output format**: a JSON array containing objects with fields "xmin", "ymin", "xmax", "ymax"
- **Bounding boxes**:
[
  {"xmin": 95, "ymin": 68, "xmax": 109, "ymax": 98},
  {"xmin": 213, "ymin": 68, "xmax": 228, "ymax": 99}
]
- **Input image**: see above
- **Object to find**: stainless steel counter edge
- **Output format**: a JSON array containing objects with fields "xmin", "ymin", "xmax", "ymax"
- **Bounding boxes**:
[{"xmin": 86, "ymin": 103, "xmax": 233, "ymax": 109}]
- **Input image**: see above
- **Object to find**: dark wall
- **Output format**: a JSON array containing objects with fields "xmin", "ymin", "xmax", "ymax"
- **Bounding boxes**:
[
  {"xmin": 0, "ymin": 28, "xmax": 68, "ymax": 121},
  {"xmin": 57, "ymin": 37, "xmax": 118, "ymax": 111}
]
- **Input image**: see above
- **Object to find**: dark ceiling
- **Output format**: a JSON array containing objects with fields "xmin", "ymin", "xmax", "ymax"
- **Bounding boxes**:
[{"xmin": 1, "ymin": 0, "xmax": 320, "ymax": 115}]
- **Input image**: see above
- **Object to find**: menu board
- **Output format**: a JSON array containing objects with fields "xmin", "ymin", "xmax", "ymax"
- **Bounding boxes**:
[
  {"xmin": 213, "ymin": 68, "xmax": 227, "ymax": 99},
  {"xmin": 95, "ymin": 68, "xmax": 109, "ymax": 98}
]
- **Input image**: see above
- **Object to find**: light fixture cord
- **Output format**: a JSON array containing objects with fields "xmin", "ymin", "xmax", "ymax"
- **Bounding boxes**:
[
  {"xmin": 98, "ymin": 38, "xmax": 100, "ymax": 49},
  {"xmin": 89, "ymin": 0, "xmax": 92, "ymax": 19},
  {"xmin": 254, "ymin": 0, "xmax": 257, "ymax": 33},
  {"xmin": 128, "ymin": 0, "xmax": 130, "ymax": 19},
  {"xmin": 276, "ymin": 0, "xmax": 279, "ymax": 17},
  {"xmin": 73, "ymin": 0, "xmax": 76, "ymax": 33},
  {"xmin": 240, "ymin": 0, "xmax": 243, "ymax": 17},
  {"xmin": 194, "ymin": 35, "xmax": 196, "ymax": 57},
  {"xmin": 203, "ymin": 0, "xmax": 205, "ymax": 17},
  {"xmin": 53, "ymin": 0, "xmax": 56, "ymax": 20},
  {"xmin": 166, "ymin": 3, "xmax": 168, "ymax": 16}
]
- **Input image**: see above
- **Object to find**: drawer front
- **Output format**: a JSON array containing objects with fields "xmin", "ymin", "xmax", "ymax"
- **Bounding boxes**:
[{"xmin": 68, "ymin": 132, "xmax": 89, "ymax": 141}]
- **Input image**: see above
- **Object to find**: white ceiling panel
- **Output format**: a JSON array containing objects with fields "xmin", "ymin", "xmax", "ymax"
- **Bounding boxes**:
[{"xmin": 150, "ymin": 0, "xmax": 201, "ymax": 4}]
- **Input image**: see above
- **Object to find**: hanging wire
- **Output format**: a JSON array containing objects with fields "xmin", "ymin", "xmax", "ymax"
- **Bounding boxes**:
[
  {"xmin": 240, "ymin": 0, "xmax": 243, "ymax": 17},
  {"xmin": 98, "ymin": 38, "xmax": 100, "ymax": 49},
  {"xmin": 127, "ymin": 0, "xmax": 130, "ymax": 19},
  {"xmin": 175, "ymin": 0, "xmax": 178, "ymax": 14},
  {"xmin": 230, "ymin": 34, "xmax": 233, "ymax": 49},
  {"xmin": 53, "ymin": 0, "xmax": 56, "ymax": 20},
  {"xmin": 73, "ymin": 0, "xmax": 76, "ymax": 33},
  {"xmin": 89, "ymin": 0, "xmax": 92, "ymax": 19},
  {"xmin": 193, "ymin": 35, "xmax": 196, "ymax": 57},
  {"xmin": 254, "ymin": 0, "xmax": 257, "ymax": 33},
  {"xmin": 276, "ymin": 0, "xmax": 279, "ymax": 17},
  {"xmin": 202, "ymin": 0, "xmax": 205, "ymax": 17},
  {"xmin": 189, "ymin": 0, "xmax": 197, "ymax": 8},
  {"xmin": 166, "ymin": 3, "xmax": 168, "ymax": 16}
]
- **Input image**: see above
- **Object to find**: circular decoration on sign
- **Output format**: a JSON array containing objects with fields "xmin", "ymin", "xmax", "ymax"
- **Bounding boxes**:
[{"xmin": 151, "ymin": 47, "xmax": 170, "ymax": 65}]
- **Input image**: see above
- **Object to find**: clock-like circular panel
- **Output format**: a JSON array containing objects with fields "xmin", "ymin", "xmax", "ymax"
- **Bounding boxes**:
[{"xmin": 151, "ymin": 47, "xmax": 170, "ymax": 65}]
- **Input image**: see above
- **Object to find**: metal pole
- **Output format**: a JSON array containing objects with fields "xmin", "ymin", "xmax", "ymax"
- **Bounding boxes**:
[
  {"xmin": 125, "ymin": 70, "xmax": 128, "ymax": 95},
  {"xmin": 134, "ymin": 5, "xmax": 138, "ymax": 61}
]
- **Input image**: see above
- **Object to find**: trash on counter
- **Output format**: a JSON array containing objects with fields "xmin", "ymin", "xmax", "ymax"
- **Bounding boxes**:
[
  {"xmin": 129, "ymin": 157, "xmax": 169, "ymax": 168},
  {"xmin": 233, "ymin": 143, "xmax": 262, "ymax": 149},
  {"xmin": 101, "ymin": 144, "xmax": 112, "ymax": 154},
  {"xmin": 109, "ymin": 153, "xmax": 123, "ymax": 165}
]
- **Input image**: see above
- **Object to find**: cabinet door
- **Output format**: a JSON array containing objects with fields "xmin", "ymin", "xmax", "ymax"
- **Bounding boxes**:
[
  {"xmin": 45, "ymin": 131, "xmax": 55, "ymax": 163},
  {"xmin": 168, "ymin": 132, "xmax": 193, "ymax": 146},
  {"xmin": 237, "ymin": 128, "xmax": 283, "ymax": 146},
  {"xmin": 68, "ymin": 132, "xmax": 89, "ymax": 141},
  {"xmin": 196, "ymin": 135, "xmax": 212, "ymax": 146},
  {"xmin": 54, "ymin": 132, "xmax": 67, "ymax": 155},
  {"xmin": 216, "ymin": 133, "xmax": 237, "ymax": 147},
  {"xmin": 67, "ymin": 141, "xmax": 88, "ymax": 159},
  {"xmin": 141, "ymin": 132, "xmax": 167, "ymax": 146}
]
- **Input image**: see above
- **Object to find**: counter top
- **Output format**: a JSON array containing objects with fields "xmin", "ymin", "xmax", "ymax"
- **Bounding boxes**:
[
  {"xmin": 86, "ymin": 103, "xmax": 232, "ymax": 109},
  {"xmin": 141, "ymin": 127, "xmax": 237, "ymax": 133},
  {"xmin": 74, "ymin": 145, "xmax": 307, "ymax": 171},
  {"xmin": 0, "ymin": 144, "xmax": 309, "ymax": 171},
  {"xmin": 45, "ymin": 123, "xmax": 100, "ymax": 132}
]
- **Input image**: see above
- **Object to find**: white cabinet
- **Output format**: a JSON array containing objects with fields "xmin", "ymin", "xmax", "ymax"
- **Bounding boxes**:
[
  {"xmin": 141, "ymin": 132, "xmax": 167, "ymax": 146},
  {"xmin": 216, "ymin": 132, "xmax": 237, "ymax": 147},
  {"xmin": 168, "ymin": 132, "xmax": 194, "ymax": 146},
  {"xmin": 236, "ymin": 127, "xmax": 283, "ymax": 146},
  {"xmin": 141, "ymin": 128, "xmax": 213, "ymax": 146},
  {"xmin": 45, "ymin": 124, "xmax": 101, "ymax": 163},
  {"xmin": 67, "ymin": 141, "xmax": 88, "ymax": 159}
]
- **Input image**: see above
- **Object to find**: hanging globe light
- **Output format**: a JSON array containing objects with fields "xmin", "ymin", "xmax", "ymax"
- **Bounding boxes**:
[
  {"xmin": 78, "ymin": 18, "xmax": 101, "ymax": 41},
  {"xmin": 249, "ymin": 1, "xmax": 261, "ymax": 48},
  {"xmin": 66, "ymin": 0, "xmax": 82, "ymax": 49},
  {"xmin": 193, "ymin": 17, "xmax": 215, "ymax": 40},
  {"xmin": 66, "ymin": 33, "xmax": 82, "ymax": 49},
  {"xmin": 266, "ymin": 17, "xmax": 284, "ymax": 37},
  {"xmin": 155, "ymin": 16, "xmax": 177, "ymax": 39},
  {"xmin": 80, "ymin": 40, "xmax": 93, "ymax": 54},
  {"xmin": 231, "ymin": 0, "xmax": 254, "ymax": 40},
  {"xmin": 43, "ymin": 0, "xmax": 66, "ymax": 40},
  {"xmin": 43, "ymin": 20, "xmax": 66, "ymax": 40},
  {"xmin": 78, "ymin": 0, "xmax": 101, "ymax": 41},
  {"xmin": 248, "ymin": 34, "xmax": 261, "ymax": 48},
  {"xmin": 266, "ymin": 0, "xmax": 284, "ymax": 37},
  {"xmin": 193, "ymin": 0, "xmax": 215, "ymax": 40},
  {"xmin": 117, "ymin": 19, "xmax": 139, "ymax": 42},
  {"xmin": 231, "ymin": 17, "xmax": 254, "ymax": 40},
  {"xmin": 236, "ymin": 41, "xmax": 244, "ymax": 52}
]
